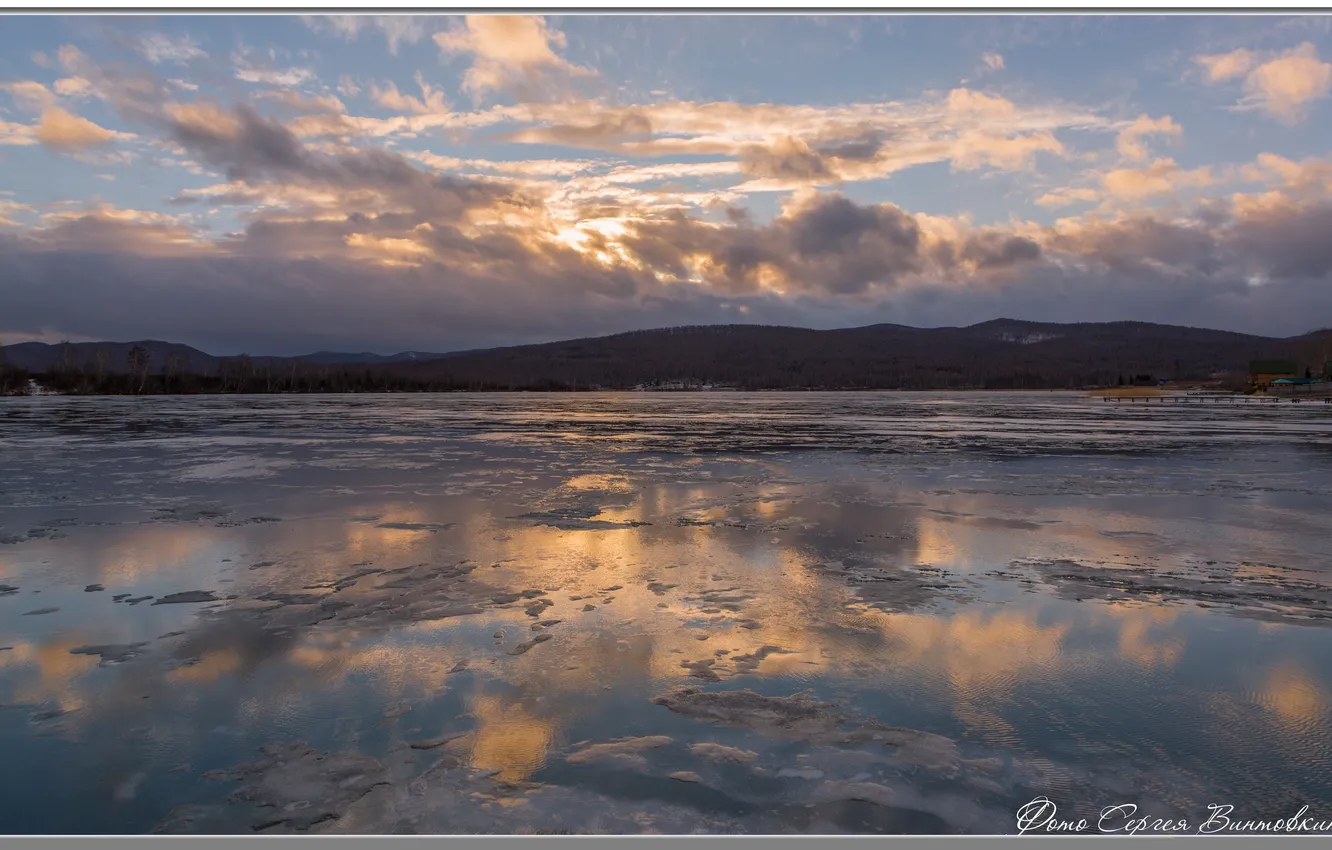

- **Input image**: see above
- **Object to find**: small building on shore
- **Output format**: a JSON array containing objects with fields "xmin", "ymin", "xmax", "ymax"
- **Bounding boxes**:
[
  {"xmin": 1269, "ymin": 377, "xmax": 1332, "ymax": 396},
  {"xmin": 1249, "ymin": 359, "xmax": 1299, "ymax": 389}
]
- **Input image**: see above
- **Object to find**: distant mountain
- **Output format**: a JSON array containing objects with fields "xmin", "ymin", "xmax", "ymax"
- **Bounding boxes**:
[
  {"xmin": 383, "ymin": 319, "xmax": 1332, "ymax": 390},
  {"xmin": 5, "ymin": 319, "xmax": 1331, "ymax": 391},
  {"xmin": 0, "ymin": 342, "xmax": 456, "ymax": 374},
  {"xmin": 1, "ymin": 340, "xmax": 221, "ymax": 375},
  {"xmin": 253, "ymin": 350, "xmax": 457, "ymax": 366}
]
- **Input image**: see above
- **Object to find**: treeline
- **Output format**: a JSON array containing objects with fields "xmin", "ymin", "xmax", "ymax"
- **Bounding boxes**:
[
  {"xmin": 0, "ymin": 344, "xmax": 567, "ymax": 394},
  {"xmin": 4, "ymin": 322, "xmax": 1329, "ymax": 395}
]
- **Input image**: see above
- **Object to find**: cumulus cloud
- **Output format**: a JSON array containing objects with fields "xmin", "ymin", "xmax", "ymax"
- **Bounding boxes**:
[
  {"xmin": 8, "ymin": 23, "xmax": 1332, "ymax": 352},
  {"xmin": 503, "ymin": 86, "xmax": 1093, "ymax": 188},
  {"xmin": 1115, "ymin": 114, "xmax": 1182, "ymax": 162},
  {"xmin": 1035, "ymin": 187, "xmax": 1102, "ymax": 208},
  {"xmin": 946, "ymin": 88, "xmax": 1018, "ymax": 125},
  {"xmin": 738, "ymin": 136, "xmax": 837, "ymax": 182},
  {"xmin": 1101, "ymin": 158, "xmax": 1214, "ymax": 200},
  {"xmin": 34, "ymin": 107, "xmax": 120, "ymax": 153},
  {"xmin": 952, "ymin": 130, "xmax": 1064, "ymax": 171},
  {"xmin": 1198, "ymin": 42, "xmax": 1332, "ymax": 123},
  {"xmin": 0, "ymin": 121, "xmax": 38, "ymax": 147},
  {"xmin": 1241, "ymin": 42, "xmax": 1332, "ymax": 122},
  {"xmin": 1196, "ymin": 47, "xmax": 1257, "ymax": 83},
  {"xmin": 982, "ymin": 52, "xmax": 1005, "ymax": 72},
  {"xmin": 53, "ymin": 76, "xmax": 93, "ymax": 98},
  {"xmin": 2, "ymin": 80, "xmax": 56, "ymax": 111},
  {"xmin": 23, "ymin": 205, "xmax": 208, "ymax": 255},
  {"xmin": 11, "ymin": 179, "xmax": 1332, "ymax": 352},
  {"xmin": 369, "ymin": 72, "xmax": 449, "ymax": 115},
  {"xmin": 10, "ymin": 163, "xmax": 1332, "ymax": 352},
  {"xmin": 433, "ymin": 15, "xmax": 595, "ymax": 103}
]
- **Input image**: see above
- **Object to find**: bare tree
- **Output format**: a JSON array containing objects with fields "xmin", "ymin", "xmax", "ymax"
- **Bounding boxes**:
[
  {"xmin": 127, "ymin": 345, "xmax": 150, "ymax": 394},
  {"xmin": 236, "ymin": 354, "xmax": 253, "ymax": 392},
  {"xmin": 0, "ymin": 343, "xmax": 13, "ymax": 395},
  {"xmin": 54, "ymin": 341, "xmax": 75, "ymax": 374},
  {"xmin": 163, "ymin": 350, "xmax": 186, "ymax": 389}
]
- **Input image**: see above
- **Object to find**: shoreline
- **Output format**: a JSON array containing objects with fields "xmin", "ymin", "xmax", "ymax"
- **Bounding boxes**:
[{"xmin": 8, "ymin": 387, "xmax": 1129, "ymax": 398}]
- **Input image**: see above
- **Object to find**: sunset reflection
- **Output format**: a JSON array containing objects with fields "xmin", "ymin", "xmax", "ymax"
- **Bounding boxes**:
[{"xmin": 3, "ymin": 393, "xmax": 1332, "ymax": 835}]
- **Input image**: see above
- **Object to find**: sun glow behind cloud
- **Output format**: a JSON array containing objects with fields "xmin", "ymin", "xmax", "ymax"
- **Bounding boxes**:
[{"xmin": 3, "ymin": 14, "xmax": 1332, "ymax": 352}]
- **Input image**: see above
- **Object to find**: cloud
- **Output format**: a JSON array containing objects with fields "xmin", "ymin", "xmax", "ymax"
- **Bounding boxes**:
[
  {"xmin": 1243, "ymin": 151, "xmax": 1332, "ymax": 198},
  {"xmin": 10, "ymin": 176, "xmax": 1332, "ymax": 351},
  {"xmin": 1198, "ymin": 42, "xmax": 1332, "ymax": 123},
  {"xmin": 53, "ymin": 77, "xmax": 93, "ymax": 98},
  {"xmin": 337, "ymin": 75, "xmax": 362, "ymax": 97},
  {"xmin": 34, "ymin": 107, "xmax": 120, "ymax": 153},
  {"xmin": 158, "ymin": 100, "xmax": 534, "ymax": 236},
  {"xmin": 369, "ymin": 73, "xmax": 449, "ymax": 115},
  {"xmin": 136, "ymin": 32, "xmax": 207, "ymax": 65},
  {"xmin": 433, "ymin": 15, "xmax": 595, "ymax": 103},
  {"xmin": 262, "ymin": 90, "xmax": 347, "ymax": 115},
  {"xmin": 498, "ymin": 87, "xmax": 1094, "ymax": 189},
  {"xmin": 510, "ymin": 109, "xmax": 654, "ymax": 150},
  {"xmin": 235, "ymin": 66, "xmax": 317, "ymax": 87},
  {"xmin": 952, "ymin": 130, "xmax": 1064, "ymax": 171},
  {"xmin": 2, "ymin": 80, "xmax": 56, "ymax": 111},
  {"xmin": 982, "ymin": 52, "xmax": 1005, "ymax": 71},
  {"xmin": 13, "ymin": 26, "xmax": 1332, "ymax": 352},
  {"xmin": 1241, "ymin": 42, "xmax": 1332, "ymax": 123},
  {"xmin": 1035, "ymin": 187, "xmax": 1101, "ymax": 208},
  {"xmin": 0, "ymin": 121, "xmax": 39, "ymax": 147},
  {"xmin": 946, "ymin": 88, "xmax": 1018, "ymax": 124},
  {"xmin": 1196, "ymin": 48, "xmax": 1256, "ymax": 83},
  {"xmin": 0, "ymin": 198, "xmax": 35, "ymax": 227},
  {"xmin": 613, "ymin": 190, "xmax": 1046, "ymax": 299},
  {"xmin": 303, "ymin": 15, "xmax": 430, "ymax": 55},
  {"xmin": 738, "ymin": 136, "xmax": 837, "ymax": 182},
  {"xmin": 1115, "ymin": 114, "xmax": 1181, "ymax": 162},
  {"xmin": 1101, "ymin": 158, "xmax": 1214, "ymax": 200}
]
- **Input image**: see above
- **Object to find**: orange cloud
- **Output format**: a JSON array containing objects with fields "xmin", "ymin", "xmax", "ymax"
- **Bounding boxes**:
[
  {"xmin": 1196, "ymin": 47, "xmax": 1257, "ymax": 83},
  {"xmin": 1242, "ymin": 42, "xmax": 1332, "ymax": 123},
  {"xmin": 1035, "ymin": 187, "xmax": 1101, "ymax": 208},
  {"xmin": 952, "ymin": 130, "xmax": 1064, "ymax": 171},
  {"xmin": 1116, "ymin": 114, "xmax": 1182, "ymax": 162},
  {"xmin": 1198, "ymin": 43, "xmax": 1332, "ymax": 124},
  {"xmin": 433, "ymin": 15, "xmax": 594, "ymax": 103},
  {"xmin": 1102, "ymin": 158, "xmax": 1214, "ymax": 199},
  {"xmin": 0, "ymin": 120, "xmax": 38, "ymax": 147},
  {"xmin": 369, "ymin": 72, "xmax": 450, "ymax": 115},
  {"xmin": 945, "ymin": 88, "xmax": 1018, "ymax": 125},
  {"xmin": 34, "ymin": 106, "xmax": 119, "ymax": 153},
  {"xmin": 2, "ymin": 80, "xmax": 56, "ymax": 111}
]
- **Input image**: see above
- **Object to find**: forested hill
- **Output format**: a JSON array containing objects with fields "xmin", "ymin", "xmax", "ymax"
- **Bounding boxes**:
[
  {"xmin": 384, "ymin": 319, "xmax": 1332, "ymax": 390},
  {"xmin": 3, "ymin": 319, "xmax": 1330, "ymax": 394}
]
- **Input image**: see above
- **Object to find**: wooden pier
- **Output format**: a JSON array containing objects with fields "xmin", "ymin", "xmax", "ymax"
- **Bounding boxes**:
[{"xmin": 1098, "ymin": 393, "xmax": 1332, "ymax": 404}]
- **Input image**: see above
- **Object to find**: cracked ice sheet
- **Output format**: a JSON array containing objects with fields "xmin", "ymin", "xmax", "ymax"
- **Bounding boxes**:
[{"xmin": 0, "ymin": 393, "xmax": 1331, "ymax": 834}]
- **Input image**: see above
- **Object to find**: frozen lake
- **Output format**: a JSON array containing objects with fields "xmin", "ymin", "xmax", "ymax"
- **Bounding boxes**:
[{"xmin": 2, "ymin": 392, "xmax": 1331, "ymax": 834}]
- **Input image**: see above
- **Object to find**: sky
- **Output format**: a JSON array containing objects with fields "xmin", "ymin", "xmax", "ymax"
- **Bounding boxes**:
[{"xmin": 3, "ymin": 14, "xmax": 1332, "ymax": 355}]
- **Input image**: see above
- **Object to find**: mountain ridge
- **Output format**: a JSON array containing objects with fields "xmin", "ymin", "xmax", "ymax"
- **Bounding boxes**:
[{"xmin": 4, "ymin": 319, "xmax": 1330, "ymax": 391}]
